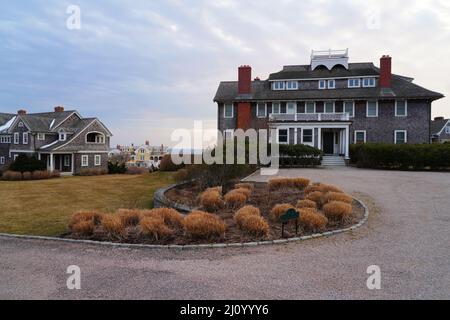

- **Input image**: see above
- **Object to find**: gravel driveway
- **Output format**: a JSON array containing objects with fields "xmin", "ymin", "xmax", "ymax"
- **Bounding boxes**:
[{"xmin": 1, "ymin": 167, "xmax": 449, "ymax": 300}]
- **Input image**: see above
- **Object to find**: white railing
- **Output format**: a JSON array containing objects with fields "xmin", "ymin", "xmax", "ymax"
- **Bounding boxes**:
[
  {"xmin": 311, "ymin": 48, "xmax": 349, "ymax": 59},
  {"xmin": 269, "ymin": 113, "xmax": 351, "ymax": 122}
]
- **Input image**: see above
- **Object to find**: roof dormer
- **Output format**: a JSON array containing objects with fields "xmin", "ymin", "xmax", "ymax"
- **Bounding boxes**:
[{"xmin": 311, "ymin": 49, "xmax": 349, "ymax": 70}]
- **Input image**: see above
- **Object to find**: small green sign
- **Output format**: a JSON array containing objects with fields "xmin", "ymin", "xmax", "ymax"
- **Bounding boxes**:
[{"xmin": 280, "ymin": 208, "xmax": 300, "ymax": 223}]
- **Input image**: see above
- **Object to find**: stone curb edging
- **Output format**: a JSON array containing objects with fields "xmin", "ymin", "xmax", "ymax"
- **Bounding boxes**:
[{"xmin": 0, "ymin": 198, "xmax": 369, "ymax": 250}]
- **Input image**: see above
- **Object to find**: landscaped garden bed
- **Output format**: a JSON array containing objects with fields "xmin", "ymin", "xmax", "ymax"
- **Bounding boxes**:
[{"xmin": 64, "ymin": 177, "xmax": 365, "ymax": 245}]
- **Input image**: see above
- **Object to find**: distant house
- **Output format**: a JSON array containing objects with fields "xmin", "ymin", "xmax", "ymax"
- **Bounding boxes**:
[
  {"xmin": 0, "ymin": 106, "xmax": 112, "ymax": 175},
  {"xmin": 117, "ymin": 141, "xmax": 168, "ymax": 169},
  {"xmin": 431, "ymin": 117, "xmax": 450, "ymax": 143}
]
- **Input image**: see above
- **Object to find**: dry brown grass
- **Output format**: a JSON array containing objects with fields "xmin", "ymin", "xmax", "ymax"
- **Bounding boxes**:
[
  {"xmin": 117, "ymin": 209, "xmax": 142, "ymax": 227},
  {"xmin": 270, "ymin": 203, "xmax": 295, "ymax": 221},
  {"xmin": 224, "ymin": 190, "xmax": 247, "ymax": 210},
  {"xmin": 233, "ymin": 187, "xmax": 252, "ymax": 199},
  {"xmin": 296, "ymin": 199, "xmax": 317, "ymax": 209},
  {"xmin": 69, "ymin": 210, "xmax": 104, "ymax": 229},
  {"xmin": 304, "ymin": 184, "xmax": 324, "ymax": 195},
  {"xmin": 199, "ymin": 190, "xmax": 223, "ymax": 212},
  {"xmin": 323, "ymin": 192, "xmax": 353, "ymax": 204},
  {"xmin": 184, "ymin": 210, "xmax": 226, "ymax": 240},
  {"xmin": 269, "ymin": 177, "xmax": 310, "ymax": 191},
  {"xmin": 206, "ymin": 186, "xmax": 223, "ymax": 195},
  {"xmin": 239, "ymin": 215, "xmax": 269, "ymax": 237},
  {"xmin": 1, "ymin": 171, "xmax": 22, "ymax": 181},
  {"xmin": 235, "ymin": 183, "xmax": 254, "ymax": 191},
  {"xmin": 101, "ymin": 214, "xmax": 126, "ymax": 237},
  {"xmin": 306, "ymin": 191, "xmax": 325, "ymax": 205},
  {"xmin": 148, "ymin": 208, "xmax": 184, "ymax": 228},
  {"xmin": 139, "ymin": 216, "xmax": 173, "ymax": 240},
  {"xmin": 292, "ymin": 178, "xmax": 310, "ymax": 190},
  {"xmin": 298, "ymin": 208, "xmax": 328, "ymax": 232},
  {"xmin": 323, "ymin": 201, "xmax": 353, "ymax": 221},
  {"xmin": 321, "ymin": 184, "xmax": 344, "ymax": 193},
  {"xmin": 71, "ymin": 220, "xmax": 95, "ymax": 236},
  {"xmin": 234, "ymin": 205, "xmax": 261, "ymax": 228}
]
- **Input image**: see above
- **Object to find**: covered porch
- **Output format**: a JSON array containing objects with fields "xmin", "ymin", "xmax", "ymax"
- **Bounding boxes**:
[{"xmin": 39, "ymin": 153, "xmax": 74, "ymax": 175}]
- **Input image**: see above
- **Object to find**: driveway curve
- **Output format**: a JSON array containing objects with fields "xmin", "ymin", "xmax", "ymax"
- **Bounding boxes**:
[{"xmin": 0, "ymin": 167, "xmax": 449, "ymax": 299}]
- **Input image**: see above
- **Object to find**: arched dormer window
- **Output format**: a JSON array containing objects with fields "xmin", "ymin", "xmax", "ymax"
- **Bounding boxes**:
[
  {"xmin": 59, "ymin": 129, "xmax": 67, "ymax": 141},
  {"xmin": 86, "ymin": 132, "xmax": 105, "ymax": 144}
]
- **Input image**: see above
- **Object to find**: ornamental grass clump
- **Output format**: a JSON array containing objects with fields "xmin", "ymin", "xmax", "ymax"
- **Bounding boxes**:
[
  {"xmin": 323, "ymin": 192, "xmax": 353, "ymax": 205},
  {"xmin": 234, "ymin": 205, "xmax": 261, "ymax": 228},
  {"xmin": 117, "ymin": 209, "xmax": 142, "ymax": 227},
  {"xmin": 235, "ymin": 183, "xmax": 254, "ymax": 192},
  {"xmin": 298, "ymin": 208, "xmax": 328, "ymax": 232},
  {"xmin": 323, "ymin": 201, "xmax": 353, "ymax": 221},
  {"xmin": 239, "ymin": 215, "xmax": 269, "ymax": 237},
  {"xmin": 291, "ymin": 178, "xmax": 310, "ymax": 190},
  {"xmin": 296, "ymin": 199, "xmax": 317, "ymax": 209},
  {"xmin": 199, "ymin": 189, "xmax": 223, "ymax": 212},
  {"xmin": 69, "ymin": 210, "xmax": 104, "ymax": 230},
  {"xmin": 304, "ymin": 184, "xmax": 324, "ymax": 195},
  {"xmin": 268, "ymin": 178, "xmax": 291, "ymax": 190},
  {"xmin": 270, "ymin": 203, "xmax": 295, "ymax": 221},
  {"xmin": 139, "ymin": 216, "xmax": 173, "ymax": 240},
  {"xmin": 224, "ymin": 190, "xmax": 247, "ymax": 210},
  {"xmin": 233, "ymin": 187, "xmax": 252, "ymax": 199},
  {"xmin": 71, "ymin": 220, "xmax": 95, "ymax": 236},
  {"xmin": 183, "ymin": 211, "xmax": 226, "ymax": 240},
  {"xmin": 101, "ymin": 214, "xmax": 126, "ymax": 238},
  {"xmin": 306, "ymin": 191, "xmax": 325, "ymax": 206},
  {"xmin": 320, "ymin": 184, "xmax": 344, "ymax": 194},
  {"xmin": 147, "ymin": 208, "xmax": 184, "ymax": 228}
]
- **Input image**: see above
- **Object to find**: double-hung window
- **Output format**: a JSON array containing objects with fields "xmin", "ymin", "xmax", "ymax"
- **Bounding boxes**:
[
  {"xmin": 224, "ymin": 104, "xmax": 234, "ymax": 118},
  {"xmin": 0, "ymin": 136, "xmax": 11, "ymax": 144},
  {"xmin": 81, "ymin": 155, "xmax": 89, "ymax": 167},
  {"xmin": 363, "ymin": 78, "xmax": 376, "ymax": 87},
  {"xmin": 344, "ymin": 101, "xmax": 355, "ymax": 117},
  {"xmin": 273, "ymin": 81, "xmax": 285, "ymax": 90},
  {"xmin": 302, "ymin": 129, "xmax": 313, "ymax": 144},
  {"xmin": 14, "ymin": 132, "xmax": 19, "ymax": 144},
  {"xmin": 395, "ymin": 130, "xmax": 407, "ymax": 144},
  {"xmin": 286, "ymin": 102, "xmax": 296, "ymax": 114},
  {"xmin": 64, "ymin": 155, "xmax": 70, "ymax": 167},
  {"xmin": 324, "ymin": 101, "xmax": 334, "ymax": 113},
  {"xmin": 366, "ymin": 101, "xmax": 378, "ymax": 117},
  {"xmin": 272, "ymin": 102, "xmax": 281, "ymax": 114},
  {"xmin": 395, "ymin": 100, "xmax": 407, "ymax": 117},
  {"xmin": 305, "ymin": 102, "xmax": 315, "ymax": 114},
  {"xmin": 257, "ymin": 103, "xmax": 267, "ymax": 118},
  {"xmin": 318, "ymin": 80, "xmax": 326, "ymax": 90},
  {"xmin": 37, "ymin": 133, "xmax": 45, "ymax": 141},
  {"xmin": 327, "ymin": 79, "xmax": 336, "ymax": 89},
  {"xmin": 354, "ymin": 131, "xmax": 366, "ymax": 143},
  {"xmin": 95, "ymin": 155, "xmax": 101, "ymax": 166},
  {"xmin": 348, "ymin": 78, "xmax": 361, "ymax": 88},
  {"xmin": 23, "ymin": 132, "xmax": 28, "ymax": 144},
  {"xmin": 286, "ymin": 81, "xmax": 298, "ymax": 90},
  {"xmin": 277, "ymin": 129, "xmax": 288, "ymax": 144}
]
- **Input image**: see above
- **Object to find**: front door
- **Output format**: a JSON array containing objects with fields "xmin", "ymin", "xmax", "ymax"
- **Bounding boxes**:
[{"xmin": 323, "ymin": 132, "xmax": 334, "ymax": 154}]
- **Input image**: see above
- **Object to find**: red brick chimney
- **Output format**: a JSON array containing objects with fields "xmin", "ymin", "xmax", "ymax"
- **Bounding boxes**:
[
  {"xmin": 380, "ymin": 55, "xmax": 392, "ymax": 88},
  {"xmin": 238, "ymin": 65, "xmax": 252, "ymax": 94},
  {"xmin": 17, "ymin": 109, "xmax": 27, "ymax": 115},
  {"xmin": 54, "ymin": 106, "xmax": 65, "ymax": 112}
]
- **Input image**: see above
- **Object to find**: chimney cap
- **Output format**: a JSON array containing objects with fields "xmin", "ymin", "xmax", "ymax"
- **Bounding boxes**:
[
  {"xmin": 54, "ymin": 106, "xmax": 65, "ymax": 112},
  {"xmin": 17, "ymin": 109, "xmax": 27, "ymax": 115},
  {"xmin": 434, "ymin": 116, "xmax": 445, "ymax": 121}
]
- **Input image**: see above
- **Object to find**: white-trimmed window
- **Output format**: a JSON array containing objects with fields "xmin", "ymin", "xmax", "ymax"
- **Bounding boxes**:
[
  {"xmin": 324, "ymin": 101, "xmax": 335, "ymax": 113},
  {"xmin": 272, "ymin": 102, "xmax": 281, "ymax": 114},
  {"xmin": 344, "ymin": 101, "xmax": 355, "ymax": 117},
  {"xmin": 362, "ymin": 77, "xmax": 376, "ymax": 87},
  {"xmin": 59, "ymin": 130, "xmax": 67, "ymax": 141},
  {"xmin": 354, "ymin": 130, "xmax": 367, "ymax": 143},
  {"xmin": 0, "ymin": 136, "xmax": 11, "ymax": 144},
  {"xmin": 286, "ymin": 81, "xmax": 298, "ymax": 90},
  {"xmin": 224, "ymin": 103, "xmax": 234, "ymax": 118},
  {"xmin": 94, "ymin": 155, "xmax": 101, "ymax": 166},
  {"xmin": 395, "ymin": 100, "xmax": 408, "ymax": 117},
  {"xmin": 14, "ymin": 154, "xmax": 18, "ymax": 161},
  {"xmin": 348, "ymin": 78, "xmax": 361, "ymax": 88},
  {"xmin": 305, "ymin": 102, "xmax": 315, "ymax": 114},
  {"xmin": 14, "ymin": 132, "xmax": 19, "ymax": 144},
  {"xmin": 64, "ymin": 155, "xmax": 70, "ymax": 167},
  {"xmin": 277, "ymin": 129, "xmax": 289, "ymax": 144},
  {"xmin": 366, "ymin": 101, "xmax": 378, "ymax": 117},
  {"xmin": 286, "ymin": 102, "xmax": 296, "ymax": 114},
  {"xmin": 273, "ymin": 81, "xmax": 285, "ymax": 90},
  {"xmin": 23, "ymin": 132, "xmax": 28, "ymax": 144},
  {"xmin": 0, "ymin": 156, "xmax": 4, "ymax": 164},
  {"xmin": 446, "ymin": 125, "xmax": 450, "ymax": 134},
  {"xmin": 223, "ymin": 129, "xmax": 234, "ymax": 141},
  {"xmin": 327, "ymin": 79, "xmax": 336, "ymax": 89},
  {"xmin": 318, "ymin": 80, "xmax": 326, "ymax": 90},
  {"xmin": 302, "ymin": 129, "xmax": 313, "ymax": 144},
  {"xmin": 395, "ymin": 130, "xmax": 407, "ymax": 144},
  {"xmin": 257, "ymin": 103, "xmax": 267, "ymax": 118},
  {"xmin": 37, "ymin": 133, "xmax": 45, "ymax": 141},
  {"xmin": 18, "ymin": 122, "xmax": 24, "ymax": 128},
  {"xmin": 81, "ymin": 155, "xmax": 89, "ymax": 167}
]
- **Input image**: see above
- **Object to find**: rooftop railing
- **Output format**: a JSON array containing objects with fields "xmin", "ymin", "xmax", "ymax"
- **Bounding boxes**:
[
  {"xmin": 269, "ymin": 113, "xmax": 351, "ymax": 122},
  {"xmin": 311, "ymin": 48, "xmax": 349, "ymax": 59}
]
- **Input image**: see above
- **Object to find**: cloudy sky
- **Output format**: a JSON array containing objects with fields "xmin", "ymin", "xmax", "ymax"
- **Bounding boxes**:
[{"xmin": 1, "ymin": 0, "xmax": 449, "ymax": 146}]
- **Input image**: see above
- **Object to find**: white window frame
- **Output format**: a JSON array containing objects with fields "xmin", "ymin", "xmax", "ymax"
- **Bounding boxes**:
[
  {"xmin": 18, "ymin": 122, "xmax": 24, "ymax": 128},
  {"xmin": 395, "ymin": 100, "xmax": 408, "ymax": 117},
  {"xmin": 344, "ymin": 101, "xmax": 355, "ymax": 117},
  {"xmin": 277, "ymin": 128, "xmax": 289, "ymax": 144},
  {"xmin": 81, "ymin": 155, "xmax": 89, "ymax": 167},
  {"xmin": 23, "ymin": 132, "xmax": 28, "ymax": 144},
  {"xmin": 223, "ymin": 129, "xmax": 234, "ymax": 141},
  {"xmin": 362, "ymin": 77, "xmax": 376, "ymax": 88},
  {"xmin": 327, "ymin": 79, "xmax": 336, "ymax": 89},
  {"xmin": 446, "ymin": 125, "xmax": 450, "ymax": 134},
  {"xmin": 223, "ymin": 103, "xmax": 234, "ymax": 118},
  {"xmin": 64, "ymin": 155, "xmax": 70, "ymax": 167},
  {"xmin": 14, "ymin": 154, "xmax": 18, "ymax": 161},
  {"xmin": 286, "ymin": 102, "xmax": 296, "ymax": 114},
  {"xmin": 318, "ymin": 80, "xmax": 326, "ymax": 90},
  {"xmin": 394, "ymin": 130, "xmax": 407, "ymax": 144},
  {"xmin": 0, "ymin": 136, "xmax": 11, "ymax": 144},
  {"xmin": 94, "ymin": 155, "xmax": 101, "ymax": 166},
  {"xmin": 301, "ymin": 128, "xmax": 314, "ymax": 146},
  {"xmin": 59, "ymin": 130, "xmax": 67, "ymax": 141},
  {"xmin": 272, "ymin": 81, "xmax": 285, "ymax": 90},
  {"xmin": 272, "ymin": 102, "xmax": 281, "ymax": 114},
  {"xmin": 354, "ymin": 130, "xmax": 367, "ymax": 143},
  {"xmin": 286, "ymin": 81, "xmax": 298, "ymax": 90},
  {"xmin": 256, "ymin": 102, "xmax": 267, "ymax": 118},
  {"xmin": 324, "ymin": 101, "xmax": 335, "ymax": 114},
  {"xmin": 305, "ymin": 102, "xmax": 316, "ymax": 114},
  {"xmin": 37, "ymin": 133, "xmax": 45, "ymax": 141},
  {"xmin": 14, "ymin": 132, "xmax": 19, "ymax": 145},
  {"xmin": 0, "ymin": 156, "xmax": 5, "ymax": 164},
  {"xmin": 366, "ymin": 101, "xmax": 378, "ymax": 117},
  {"xmin": 348, "ymin": 78, "xmax": 361, "ymax": 88}
]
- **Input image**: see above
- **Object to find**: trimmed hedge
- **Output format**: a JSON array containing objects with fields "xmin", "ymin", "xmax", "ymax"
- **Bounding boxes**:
[
  {"xmin": 350, "ymin": 143, "xmax": 450, "ymax": 170},
  {"xmin": 277, "ymin": 144, "xmax": 323, "ymax": 167},
  {"xmin": 9, "ymin": 154, "xmax": 46, "ymax": 173}
]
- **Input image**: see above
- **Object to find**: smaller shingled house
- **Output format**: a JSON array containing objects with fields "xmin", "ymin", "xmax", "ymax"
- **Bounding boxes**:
[
  {"xmin": 0, "ymin": 106, "xmax": 112, "ymax": 175},
  {"xmin": 431, "ymin": 116, "xmax": 450, "ymax": 143}
]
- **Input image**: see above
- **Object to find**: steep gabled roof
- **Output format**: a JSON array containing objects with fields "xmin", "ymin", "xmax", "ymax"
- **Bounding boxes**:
[
  {"xmin": 431, "ymin": 118, "xmax": 449, "ymax": 135},
  {"xmin": 0, "ymin": 113, "xmax": 16, "ymax": 132}
]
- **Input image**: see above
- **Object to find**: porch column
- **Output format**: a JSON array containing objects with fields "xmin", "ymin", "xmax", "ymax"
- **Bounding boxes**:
[
  {"xmin": 294, "ymin": 128, "xmax": 298, "ymax": 144},
  {"xmin": 71, "ymin": 154, "xmax": 74, "ymax": 174},
  {"xmin": 49, "ymin": 153, "xmax": 54, "ymax": 172},
  {"xmin": 344, "ymin": 126, "xmax": 350, "ymax": 160},
  {"xmin": 318, "ymin": 128, "xmax": 322, "ymax": 151}
]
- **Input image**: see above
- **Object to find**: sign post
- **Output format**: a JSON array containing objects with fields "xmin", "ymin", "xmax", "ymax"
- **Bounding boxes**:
[{"xmin": 279, "ymin": 208, "xmax": 300, "ymax": 238}]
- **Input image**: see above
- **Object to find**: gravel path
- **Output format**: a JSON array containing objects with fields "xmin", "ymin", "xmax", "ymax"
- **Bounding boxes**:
[{"xmin": 1, "ymin": 167, "xmax": 449, "ymax": 299}]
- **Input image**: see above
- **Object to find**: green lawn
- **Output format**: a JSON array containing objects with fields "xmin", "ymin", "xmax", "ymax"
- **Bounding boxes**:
[{"xmin": 0, "ymin": 172, "xmax": 174, "ymax": 236}]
